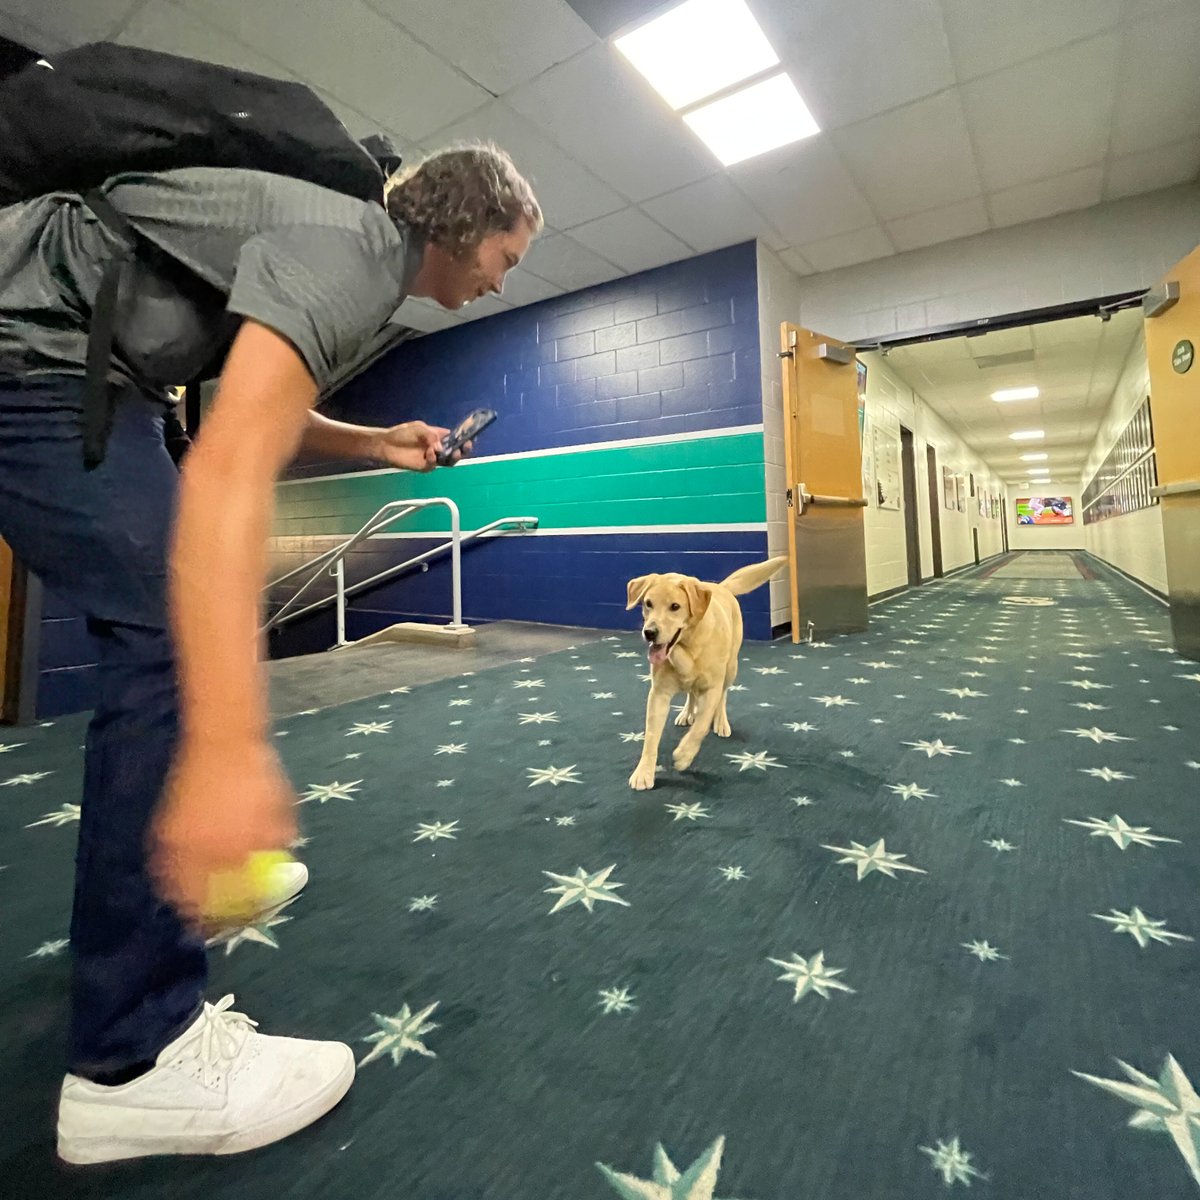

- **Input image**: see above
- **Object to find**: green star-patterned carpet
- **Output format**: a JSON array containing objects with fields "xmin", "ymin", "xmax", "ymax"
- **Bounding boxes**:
[{"xmin": 3, "ymin": 554, "xmax": 1200, "ymax": 1198}]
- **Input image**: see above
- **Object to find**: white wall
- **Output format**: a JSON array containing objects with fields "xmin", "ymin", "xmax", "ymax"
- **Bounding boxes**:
[
  {"xmin": 1005, "ymin": 492, "xmax": 1085, "ymax": 550},
  {"xmin": 1080, "ymin": 332, "xmax": 1168, "ymax": 591},
  {"xmin": 789, "ymin": 185, "xmax": 1200, "ymax": 343},
  {"xmin": 862, "ymin": 356, "xmax": 1006, "ymax": 594}
]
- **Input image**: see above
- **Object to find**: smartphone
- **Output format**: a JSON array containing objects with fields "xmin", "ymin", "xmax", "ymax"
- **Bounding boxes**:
[{"xmin": 436, "ymin": 407, "xmax": 496, "ymax": 465}]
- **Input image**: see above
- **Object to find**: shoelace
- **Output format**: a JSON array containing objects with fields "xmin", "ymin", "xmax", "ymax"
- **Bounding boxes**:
[{"xmin": 175, "ymin": 995, "xmax": 258, "ymax": 1087}]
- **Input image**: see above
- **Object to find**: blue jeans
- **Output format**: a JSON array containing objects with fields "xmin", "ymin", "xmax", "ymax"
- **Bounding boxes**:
[{"xmin": 0, "ymin": 375, "xmax": 206, "ymax": 1078}]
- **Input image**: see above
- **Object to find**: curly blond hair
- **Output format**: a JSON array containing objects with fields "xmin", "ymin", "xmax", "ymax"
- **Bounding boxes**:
[{"xmin": 385, "ymin": 142, "xmax": 543, "ymax": 258}]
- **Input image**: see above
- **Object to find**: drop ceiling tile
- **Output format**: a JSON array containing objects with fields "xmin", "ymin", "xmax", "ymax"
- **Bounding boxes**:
[
  {"xmin": 794, "ymin": 225, "xmax": 894, "ymax": 273},
  {"xmin": 834, "ymin": 91, "xmax": 983, "ymax": 221},
  {"xmin": 641, "ymin": 176, "xmax": 789, "ymax": 253},
  {"xmin": 568, "ymin": 207, "xmax": 692, "ymax": 272},
  {"xmin": 941, "ymin": 0, "xmax": 1124, "ymax": 82},
  {"xmin": 1109, "ymin": 1, "xmax": 1200, "ymax": 158},
  {"xmin": 426, "ymin": 100, "xmax": 625, "ymax": 228},
  {"xmin": 779, "ymin": 247, "xmax": 816, "ymax": 277},
  {"xmin": 887, "ymin": 197, "xmax": 990, "ymax": 252},
  {"xmin": 183, "ymin": 0, "xmax": 490, "ymax": 141},
  {"xmin": 365, "ymin": 0, "xmax": 595, "ymax": 94},
  {"xmin": 498, "ymin": 269, "xmax": 565, "ymax": 307},
  {"xmin": 961, "ymin": 33, "xmax": 1120, "ymax": 191},
  {"xmin": 1106, "ymin": 138, "xmax": 1200, "ymax": 200},
  {"xmin": 0, "ymin": 0, "xmax": 142, "ymax": 46},
  {"xmin": 988, "ymin": 166, "xmax": 1104, "ymax": 228},
  {"xmin": 119, "ymin": 2, "xmax": 302, "ymax": 77},
  {"xmin": 731, "ymin": 137, "xmax": 878, "ymax": 245},
  {"xmin": 506, "ymin": 43, "xmax": 716, "ymax": 201},
  {"xmin": 756, "ymin": 0, "xmax": 955, "ymax": 130},
  {"xmin": 520, "ymin": 231, "xmax": 624, "ymax": 290}
]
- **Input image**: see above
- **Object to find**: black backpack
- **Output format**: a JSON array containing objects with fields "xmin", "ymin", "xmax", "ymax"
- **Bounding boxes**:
[{"xmin": 0, "ymin": 42, "xmax": 401, "ymax": 467}]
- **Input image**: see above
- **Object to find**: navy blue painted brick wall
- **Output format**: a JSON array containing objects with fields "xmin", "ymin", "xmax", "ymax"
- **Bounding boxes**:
[
  {"xmin": 301, "ymin": 241, "xmax": 762, "ymax": 470},
  {"xmin": 273, "ymin": 242, "xmax": 768, "ymax": 654}
]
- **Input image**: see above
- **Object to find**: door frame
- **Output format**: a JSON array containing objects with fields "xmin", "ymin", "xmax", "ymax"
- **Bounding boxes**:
[
  {"xmin": 925, "ymin": 444, "xmax": 944, "ymax": 579},
  {"xmin": 899, "ymin": 425, "xmax": 921, "ymax": 587}
]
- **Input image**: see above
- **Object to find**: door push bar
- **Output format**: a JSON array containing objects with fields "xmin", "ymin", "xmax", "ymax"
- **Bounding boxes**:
[{"xmin": 788, "ymin": 483, "xmax": 870, "ymax": 515}]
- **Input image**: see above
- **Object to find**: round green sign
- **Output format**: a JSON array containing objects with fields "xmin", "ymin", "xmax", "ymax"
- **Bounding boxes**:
[{"xmin": 1173, "ymin": 339, "xmax": 1194, "ymax": 374}]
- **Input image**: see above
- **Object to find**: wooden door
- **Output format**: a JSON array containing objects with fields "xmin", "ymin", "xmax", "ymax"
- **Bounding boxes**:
[
  {"xmin": 1145, "ymin": 244, "xmax": 1200, "ymax": 659},
  {"xmin": 779, "ymin": 324, "xmax": 869, "ymax": 642}
]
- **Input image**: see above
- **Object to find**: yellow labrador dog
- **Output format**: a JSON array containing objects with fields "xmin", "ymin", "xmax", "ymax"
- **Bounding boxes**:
[{"xmin": 626, "ymin": 557, "xmax": 787, "ymax": 790}]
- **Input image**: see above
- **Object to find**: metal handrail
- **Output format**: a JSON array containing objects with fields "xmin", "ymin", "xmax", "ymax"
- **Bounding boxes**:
[{"xmin": 262, "ymin": 497, "xmax": 538, "ymax": 640}]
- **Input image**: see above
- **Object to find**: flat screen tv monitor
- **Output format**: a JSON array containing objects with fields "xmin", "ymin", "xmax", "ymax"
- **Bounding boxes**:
[{"xmin": 1016, "ymin": 496, "xmax": 1073, "ymax": 525}]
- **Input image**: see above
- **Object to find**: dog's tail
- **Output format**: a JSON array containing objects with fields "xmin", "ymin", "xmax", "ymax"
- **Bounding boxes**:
[{"xmin": 719, "ymin": 556, "xmax": 788, "ymax": 596}]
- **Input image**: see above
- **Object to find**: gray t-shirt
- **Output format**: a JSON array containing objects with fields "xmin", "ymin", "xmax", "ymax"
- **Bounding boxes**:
[{"xmin": 0, "ymin": 166, "xmax": 423, "ymax": 395}]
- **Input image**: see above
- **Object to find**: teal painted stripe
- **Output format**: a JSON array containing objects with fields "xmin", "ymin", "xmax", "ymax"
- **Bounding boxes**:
[{"xmin": 274, "ymin": 432, "xmax": 766, "ymax": 537}]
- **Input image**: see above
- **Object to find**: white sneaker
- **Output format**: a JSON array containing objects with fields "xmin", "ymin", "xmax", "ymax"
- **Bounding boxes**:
[{"xmin": 57, "ymin": 995, "xmax": 354, "ymax": 1164}]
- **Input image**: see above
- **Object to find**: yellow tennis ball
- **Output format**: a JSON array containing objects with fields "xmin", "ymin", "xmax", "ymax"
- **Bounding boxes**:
[{"xmin": 203, "ymin": 851, "xmax": 296, "ymax": 925}]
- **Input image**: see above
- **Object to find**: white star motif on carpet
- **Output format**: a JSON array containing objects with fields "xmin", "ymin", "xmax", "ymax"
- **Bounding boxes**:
[
  {"xmin": 888, "ymin": 783, "xmax": 937, "ymax": 801},
  {"xmin": 725, "ymin": 750, "xmax": 785, "ymax": 771},
  {"xmin": 904, "ymin": 739, "xmax": 969, "ymax": 758},
  {"xmin": 1065, "ymin": 814, "xmax": 1179, "ymax": 849},
  {"xmin": 785, "ymin": 722, "xmax": 818, "ymax": 732},
  {"xmin": 665, "ymin": 802, "xmax": 710, "ymax": 822},
  {"xmin": 985, "ymin": 839, "xmax": 1016, "ymax": 852},
  {"xmin": 597, "ymin": 986, "xmax": 636, "ymax": 1015},
  {"xmin": 919, "ymin": 1137, "xmax": 988, "ymax": 1186},
  {"xmin": 768, "ymin": 950, "xmax": 855, "ymax": 1000},
  {"xmin": 24, "ymin": 803, "xmax": 79, "ymax": 828},
  {"xmin": 299, "ymin": 780, "xmax": 362, "ymax": 805},
  {"xmin": 1081, "ymin": 766, "xmax": 1134, "ymax": 781},
  {"xmin": 346, "ymin": 721, "xmax": 392, "ymax": 736},
  {"xmin": 413, "ymin": 819, "xmax": 460, "ymax": 843},
  {"xmin": 813, "ymin": 695, "xmax": 858, "ymax": 708},
  {"xmin": 718, "ymin": 865, "xmax": 748, "ymax": 881},
  {"xmin": 434, "ymin": 742, "xmax": 467, "ymax": 756},
  {"xmin": 358, "ymin": 1002, "xmax": 439, "ymax": 1068},
  {"xmin": 963, "ymin": 939, "xmax": 1007, "ymax": 962},
  {"xmin": 527, "ymin": 764, "xmax": 582, "ymax": 787},
  {"xmin": 822, "ymin": 838, "xmax": 926, "ymax": 880},
  {"xmin": 1093, "ymin": 907, "xmax": 1192, "ymax": 948},
  {"xmin": 543, "ymin": 864, "xmax": 630, "ymax": 914},
  {"xmin": 518, "ymin": 711, "xmax": 559, "ymax": 725},
  {"xmin": 3, "ymin": 771, "xmax": 53, "ymax": 786},
  {"xmin": 408, "ymin": 895, "xmax": 438, "ymax": 912}
]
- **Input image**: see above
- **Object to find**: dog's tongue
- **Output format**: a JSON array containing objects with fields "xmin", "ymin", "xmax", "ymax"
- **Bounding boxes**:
[{"xmin": 648, "ymin": 643, "xmax": 668, "ymax": 667}]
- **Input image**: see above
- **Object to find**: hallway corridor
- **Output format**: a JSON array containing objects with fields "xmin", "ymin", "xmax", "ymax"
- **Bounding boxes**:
[{"xmin": 2, "ymin": 553, "xmax": 1198, "ymax": 1198}]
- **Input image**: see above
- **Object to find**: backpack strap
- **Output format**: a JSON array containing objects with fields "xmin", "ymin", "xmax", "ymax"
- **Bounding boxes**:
[{"xmin": 80, "ymin": 188, "xmax": 138, "ymax": 470}]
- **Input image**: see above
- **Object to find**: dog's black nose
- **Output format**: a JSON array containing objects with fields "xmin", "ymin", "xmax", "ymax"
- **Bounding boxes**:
[{"xmin": 643, "ymin": 626, "xmax": 658, "ymax": 642}]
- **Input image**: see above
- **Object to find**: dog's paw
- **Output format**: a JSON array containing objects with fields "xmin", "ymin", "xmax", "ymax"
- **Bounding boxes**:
[
  {"xmin": 673, "ymin": 743, "xmax": 699, "ymax": 772},
  {"xmin": 714, "ymin": 715, "xmax": 732, "ymax": 738},
  {"xmin": 674, "ymin": 708, "xmax": 695, "ymax": 727},
  {"xmin": 629, "ymin": 763, "xmax": 657, "ymax": 790}
]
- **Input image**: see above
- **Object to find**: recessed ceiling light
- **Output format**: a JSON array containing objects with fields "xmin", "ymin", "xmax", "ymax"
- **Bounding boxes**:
[
  {"xmin": 615, "ymin": 0, "xmax": 780, "ymax": 111},
  {"xmin": 683, "ymin": 73, "xmax": 820, "ymax": 166},
  {"xmin": 1019, "ymin": 452, "xmax": 1048, "ymax": 461},
  {"xmin": 992, "ymin": 386, "xmax": 1039, "ymax": 402},
  {"xmin": 1009, "ymin": 430, "xmax": 1045, "ymax": 441}
]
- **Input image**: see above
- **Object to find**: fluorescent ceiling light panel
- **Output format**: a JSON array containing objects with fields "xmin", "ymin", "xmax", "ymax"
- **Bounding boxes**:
[
  {"xmin": 615, "ymin": 0, "xmax": 780, "ymax": 111},
  {"xmin": 684, "ymin": 72, "xmax": 820, "ymax": 166},
  {"xmin": 992, "ymin": 386, "xmax": 1039, "ymax": 402},
  {"xmin": 1009, "ymin": 430, "xmax": 1045, "ymax": 441},
  {"xmin": 1019, "ymin": 452, "xmax": 1049, "ymax": 461}
]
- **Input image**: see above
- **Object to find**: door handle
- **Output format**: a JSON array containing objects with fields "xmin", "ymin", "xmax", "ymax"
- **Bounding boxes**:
[{"xmin": 795, "ymin": 483, "xmax": 868, "ymax": 515}]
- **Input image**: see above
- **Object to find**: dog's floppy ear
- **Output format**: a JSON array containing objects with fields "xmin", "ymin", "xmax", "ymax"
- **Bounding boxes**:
[
  {"xmin": 626, "ymin": 574, "xmax": 655, "ymax": 610},
  {"xmin": 681, "ymin": 577, "xmax": 712, "ymax": 622}
]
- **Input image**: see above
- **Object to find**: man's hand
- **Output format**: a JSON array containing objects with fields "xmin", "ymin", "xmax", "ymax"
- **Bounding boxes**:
[
  {"xmin": 374, "ymin": 420, "xmax": 470, "ymax": 471},
  {"xmin": 151, "ymin": 738, "xmax": 298, "ymax": 927}
]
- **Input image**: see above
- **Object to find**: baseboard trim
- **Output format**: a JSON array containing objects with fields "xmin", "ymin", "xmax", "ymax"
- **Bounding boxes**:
[{"xmin": 1080, "ymin": 552, "xmax": 1169, "ymax": 606}]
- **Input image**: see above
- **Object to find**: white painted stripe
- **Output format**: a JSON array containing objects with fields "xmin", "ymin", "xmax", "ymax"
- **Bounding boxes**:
[
  {"xmin": 277, "ymin": 424, "xmax": 765, "ymax": 486},
  {"xmin": 362, "ymin": 520, "xmax": 768, "ymax": 540},
  {"xmin": 272, "ymin": 523, "xmax": 768, "ymax": 541}
]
